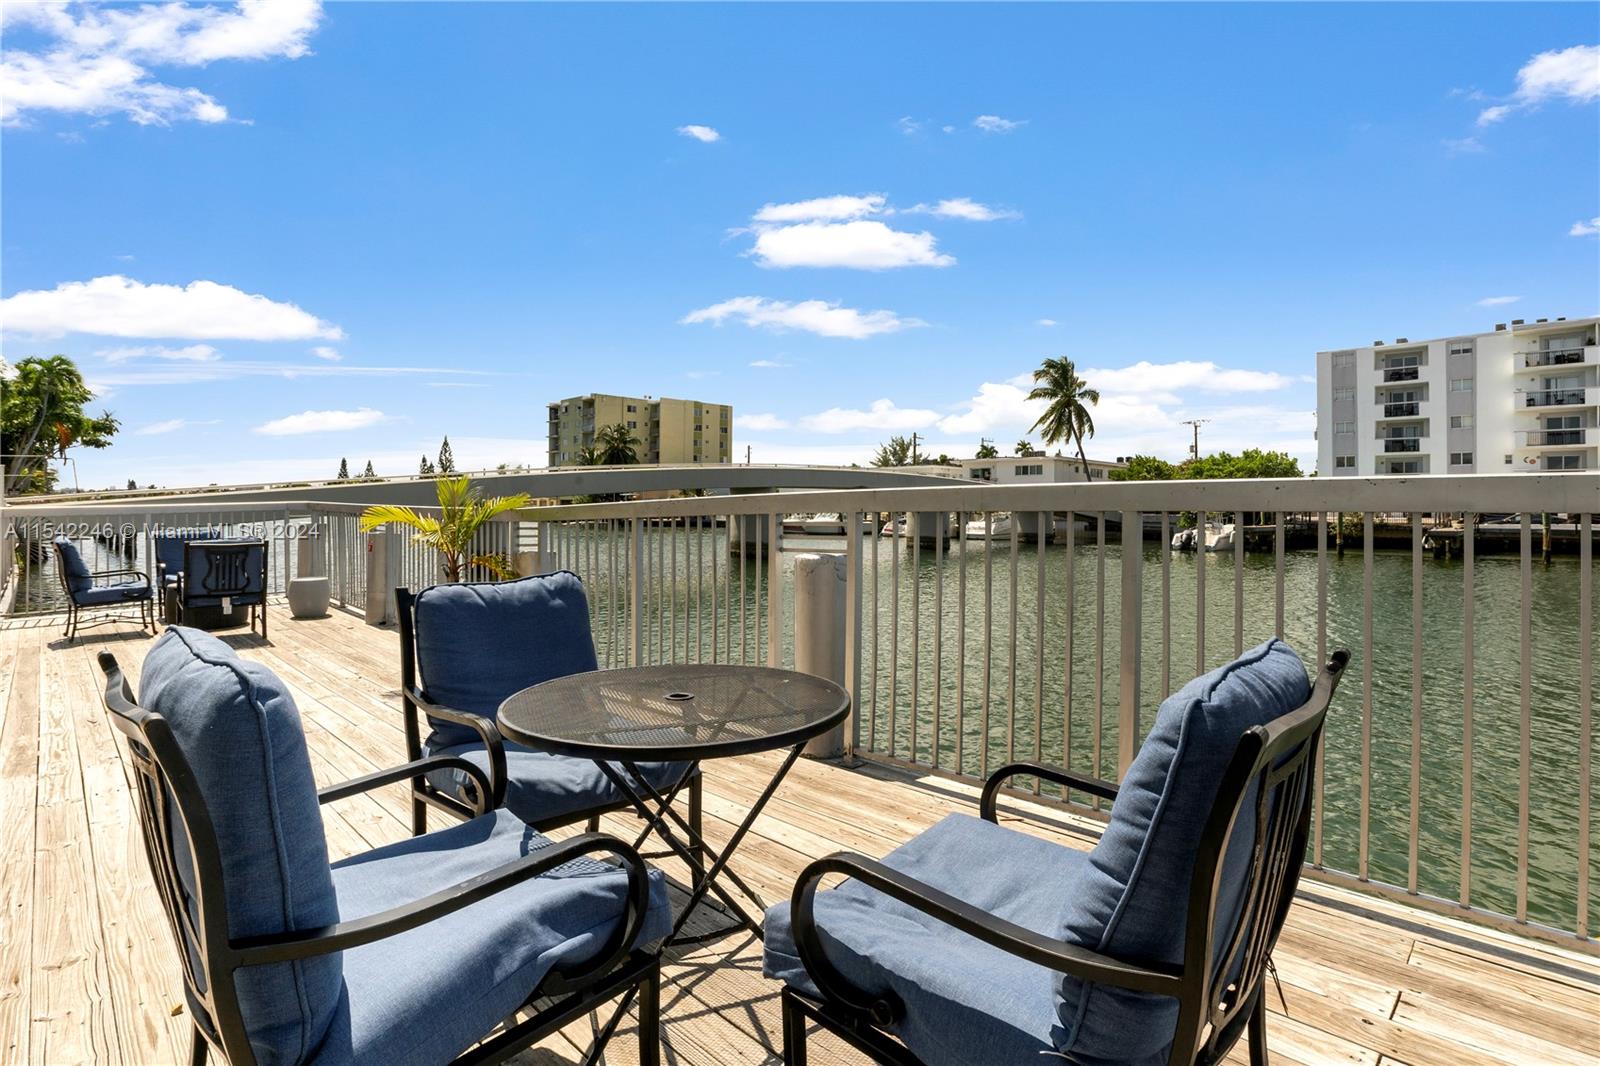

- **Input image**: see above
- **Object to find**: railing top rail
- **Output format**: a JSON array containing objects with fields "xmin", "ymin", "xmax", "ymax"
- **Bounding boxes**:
[
  {"xmin": 3, "ymin": 499, "xmax": 309, "ymax": 518},
  {"xmin": 507, "ymin": 474, "xmax": 1600, "ymax": 522}
]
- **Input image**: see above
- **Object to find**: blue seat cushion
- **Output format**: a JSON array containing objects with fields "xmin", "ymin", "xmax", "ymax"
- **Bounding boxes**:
[
  {"xmin": 313, "ymin": 808, "xmax": 671, "ymax": 1066},
  {"xmin": 139, "ymin": 627, "xmax": 342, "ymax": 1065},
  {"xmin": 1054, "ymin": 638, "xmax": 1310, "ymax": 1066},
  {"xmin": 154, "ymin": 530, "xmax": 219, "ymax": 579},
  {"xmin": 412, "ymin": 572, "xmax": 599, "ymax": 748},
  {"xmin": 765, "ymin": 814, "xmax": 1080, "ymax": 1065},
  {"xmin": 53, "ymin": 537, "xmax": 93, "ymax": 594},
  {"xmin": 423, "ymin": 740, "xmax": 694, "ymax": 827},
  {"xmin": 74, "ymin": 580, "xmax": 151, "ymax": 605}
]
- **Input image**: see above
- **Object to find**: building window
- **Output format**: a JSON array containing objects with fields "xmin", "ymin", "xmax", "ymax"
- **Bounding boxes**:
[
  {"xmin": 626, "ymin": 420, "xmax": 637, "ymax": 429},
  {"xmin": 1450, "ymin": 452, "xmax": 1473, "ymax": 466},
  {"xmin": 1449, "ymin": 377, "xmax": 1474, "ymax": 392},
  {"xmin": 1504, "ymin": 454, "xmax": 1514, "ymax": 465},
  {"xmin": 1332, "ymin": 352, "xmax": 1355, "ymax": 369},
  {"xmin": 1333, "ymin": 386, "xmax": 1355, "ymax": 401},
  {"xmin": 1448, "ymin": 341, "xmax": 1474, "ymax": 356},
  {"xmin": 1016, "ymin": 464, "xmax": 1043, "ymax": 476},
  {"xmin": 1449, "ymin": 415, "xmax": 1474, "ymax": 429},
  {"xmin": 626, "ymin": 404, "xmax": 637, "ymax": 413},
  {"xmin": 970, "ymin": 467, "xmax": 992, "ymax": 480},
  {"xmin": 1334, "ymin": 421, "xmax": 1355, "ymax": 435},
  {"xmin": 1387, "ymin": 460, "xmax": 1423, "ymax": 474},
  {"xmin": 1545, "ymin": 454, "xmax": 1584, "ymax": 471},
  {"xmin": 1334, "ymin": 455, "xmax": 1356, "ymax": 469}
]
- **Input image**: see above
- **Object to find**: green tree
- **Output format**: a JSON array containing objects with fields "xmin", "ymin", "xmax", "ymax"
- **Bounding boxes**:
[
  {"xmin": 419, "ymin": 454, "xmax": 435, "ymax": 476},
  {"xmin": 575, "ymin": 443, "xmax": 602, "ymax": 466},
  {"xmin": 437, "ymin": 435, "xmax": 456, "ymax": 474},
  {"xmin": 362, "ymin": 460, "xmax": 375, "ymax": 479},
  {"xmin": 2, "ymin": 355, "xmax": 119, "ymax": 495},
  {"xmin": 1185, "ymin": 449, "xmax": 1302, "ymax": 480},
  {"xmin": 594, "ymin": 422, "xmax": 641, "ymax": 465},
  {"xmin": 1109, "ymin": 455, "xmax": 1179, "ymax": 481},
  {"xmin": 1025, "ymin": 356, "xmax": 1100, "ymax": 468},
  {"xmin": 360, "ymin": 475, "xmax": 531, "ymax": 582},
  {"xmin": 337, "ymin": 458, "xmax": 350, "ymax": 480},
  {"xmin": 1014, "ymin": 438, "xmax": 1034, "ymax": 456},
  {"xmin": 871, "ymin": 435, "xmax": 914, "ymax": 467},
  {"xmin": 126, "ymin": 478, "xmax": 137, "ymax": 491},
  {"xmin": 974, "ymin": 441, "xmax": 999, "ymax": 459}
]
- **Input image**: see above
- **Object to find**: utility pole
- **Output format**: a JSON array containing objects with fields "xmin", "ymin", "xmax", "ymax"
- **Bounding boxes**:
[
  {"xmin": 745, "ymin": 445, "xmax": 752, "ymax": 465},
  {"xmin": 910, "ymin": 432, "xmax": 921, "ymax": 465},
  {"xmin": 1181, "ymin": 418, "xmax": 1209, "ymax": 460}
]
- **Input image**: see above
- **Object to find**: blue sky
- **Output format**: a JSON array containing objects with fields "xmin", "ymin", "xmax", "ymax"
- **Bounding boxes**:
[{"xmin": 3, "ymin": 2, "xmax": 1597, "ymax": 489}]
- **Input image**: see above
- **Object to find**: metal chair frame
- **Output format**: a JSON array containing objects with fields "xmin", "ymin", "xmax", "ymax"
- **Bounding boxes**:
[
  {"xmin": 781, "ymin": 651, "xmax": 1351, "ymax": 1066},
  {"xmin": 97, "ymin": 652, "xmax": 661, "ymax": 1066},
  {"xmin": 173, "ymin": 540, "xmax": 268, "ymax": 639},
  {"xmin": 52, "ymin": 538, "xmax": 154, "ymax": 642}
]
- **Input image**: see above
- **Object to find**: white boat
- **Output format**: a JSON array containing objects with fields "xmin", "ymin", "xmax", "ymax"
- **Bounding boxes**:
[
  {"xmin": 1172, "ymin": 521, "xmax": 1235, "ymax": 552},
  {"xmin": 964, "ymin": 513, "xmax": 1011, "ymax": 540}
]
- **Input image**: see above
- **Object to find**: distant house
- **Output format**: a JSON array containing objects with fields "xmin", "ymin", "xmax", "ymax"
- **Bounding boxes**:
[{"xmin": 914, "ymin": 455, "xmax": 1127, "ymax": 484}]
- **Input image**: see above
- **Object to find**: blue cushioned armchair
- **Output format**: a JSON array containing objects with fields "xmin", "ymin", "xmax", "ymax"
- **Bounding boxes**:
[
  {"xmin": 153, "ymin": 528, "xmax": 220, "ymax": 620},
  {"xmin": 98, "ymin": 628, "xmax": 669, "ymax": 1066},
  {"xmin": 766, "ymin": 642, "xmax": 1350, "ymax": 1066},
  {"xmin": 173, "ymin": 538, "xmax": 269, "ymax": 638},
  {"xmin": 395, "ymin": 573, "xmax": 702, "ymax": 865},
  {"xmin": 52, "ymin": 535, "xmax": 154, "ymax": 641}
]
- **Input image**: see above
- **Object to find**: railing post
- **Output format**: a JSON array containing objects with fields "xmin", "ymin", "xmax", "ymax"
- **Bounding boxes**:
[
  {"xmin": 767, "ymin": 511, "xmax": 782, "ymax": 667},
  {"xmin": 363, "ymin": 524, "xmax": 400, "ymax": 626},
  {"xmin": 629, "ymin": 518, "xmax": 645, "ymax": 666},
  {"xmin": 794, "ymin": 552, "xmax": 846, "ymax": 758},
  {"xmin": 1117, "ymin": 509, "xmax": 1143, "ymax": 778},
  {"xmin": 843, "ymin": 511, "xmax": 863, "ymax": 764}
]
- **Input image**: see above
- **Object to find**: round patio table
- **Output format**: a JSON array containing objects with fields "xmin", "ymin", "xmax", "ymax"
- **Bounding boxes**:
[{"xmin": 498, "ymin": 664, "xmax": 850, "ymax": 944}]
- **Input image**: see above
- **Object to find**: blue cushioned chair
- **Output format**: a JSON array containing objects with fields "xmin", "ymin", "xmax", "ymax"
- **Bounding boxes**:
[
  {"xmin": 767, "ymin": 641, "xmax": 1350, "ymax": 1066},
  {"xmin": 52, "ymin": 535, "xmax": 154, "ymax": 641},
  {"xmin": 98, "ymin": 627, "xmax": 669, "ymax": 1066},
  {"xmin": 174, "ymin": 539, "xmax": 269, "ymax": 638},
  {"xmin": 395, "ymin": 573, "xmax": 702, "ymax": 860},
  {"xmin": 153, "ymin": 529, "xmax": 220, "ymax": 619}
]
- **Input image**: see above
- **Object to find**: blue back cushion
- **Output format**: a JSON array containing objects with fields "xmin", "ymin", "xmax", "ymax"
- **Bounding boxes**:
[
  {"xmin": 1054, "ymin": 639, "xmax": 1310, "ymax": 1065},
  {"xmin": 413, "ymin": 572, "xmax": 598, "ymax": 748},
  {"xmin": 182, "ymin": 540, "xmax": 267, "ymax": 604},
  {"xmin": 140, "ymin": 628, "xmax": 342, "ymax": 1064},
  {"xmin": 154, "ymin": 531, "xmax": 219, "ymax": 576},
  {"xmin": 54, "ymin": 537, "xmax": 92, "ymax": 594}
]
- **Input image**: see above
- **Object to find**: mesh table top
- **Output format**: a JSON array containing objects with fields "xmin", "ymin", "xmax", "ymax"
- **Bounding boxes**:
[{"xmin": 497, "ymin": 665, "xmax": 851, "ymax": 762}]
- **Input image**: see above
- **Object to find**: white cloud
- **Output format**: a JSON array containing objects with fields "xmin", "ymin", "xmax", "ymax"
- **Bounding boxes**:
[
  {"xmin": 937, "ymin": 380, "xmax": 1045, "ymax": 435},
  {"xmin": 753, "ymin": 195, "xmax": 887, "ymax": 224},
  {"xmin": 973, "ymin": 114, "xmax": 1025, "ymax": 133},
  {"xmin": 750, "ymin": 219, "xmax": 953, "ymax": 269},
  {"xmin": 1570, "ymin": 216, "xmax": 1600, "ymax": 237},
  {"xmin": 676, "ymin": 124, "xmax": 720, "ymax": 143},
  {"xmin": 1475, "ymin": 105, "xmax": 1513, "ymax": 127},
  {"xmin": 749, "ymin": 358, "xmax": 791, "ymax": 368},
  {"xmin": 1, "ymin": 0, "xmax": 322, "ymax": 127},
  {"xmin": 1476, "ymin": 295, "xmax": 1522, "ymax": 307},
  {"xmin": 254, "ymin": 407, "xmax": 385, "ymax": 436},
  {"xmin": 904, "ymin": 197, "xmax": 1020, "ymax": 221},
  {"xmin": 1083, "ymin": 360, "xmax": 1292, "ymax": 395},
  {"xmin": 310, "ymin": 345, "xmax": 341, "ymax": 361},
  {"xmin": 1475, "ymin": 43, "xmax": 1600, "ymax": 127},
  {"xmin": 1443, "ymin": 136, "xmax": 1484, "ymax": 155},
  {"xmin": 681, "ymin": 296, "xmax": 923, "ymax": 339},
  {"xmin": 135, "ymin": 418, "xmax": 189, "ymax": 436},
  {"xmin": 1036, "ymin": 318, "xmax": 1058, "ymax": 327},
  {"xmin": 897, "ymin": 116, "xmax": 923, "ymax": 136},
  {"xmin": 0, "ymin": 275, "xmax": 343, "ymax": 340},
  {"xmin": 737, "ymin": 413, "xmax": 790, "ymax": 431},
  {"xmin": 94, "ymin": 343, "xmax": 219, "ymax": 363},
  {"xmin": 800, "ymin": 399, "xmax": 939, "ymax": 434}
]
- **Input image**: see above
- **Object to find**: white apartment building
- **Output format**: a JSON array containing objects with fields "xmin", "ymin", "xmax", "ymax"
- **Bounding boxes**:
[
  {"xmin": 1316, "ymin": 315, "xmax": 1599, "ymax": 476},
  {"xmin": 910, "ymin": 455, "xmax": 1127, "ymax": 483}
]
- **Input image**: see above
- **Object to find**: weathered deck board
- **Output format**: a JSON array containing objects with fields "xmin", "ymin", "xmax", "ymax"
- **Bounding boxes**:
[{"xmin": 1, "ymin": 608, "xmax": 1594, "ymax": 1066}]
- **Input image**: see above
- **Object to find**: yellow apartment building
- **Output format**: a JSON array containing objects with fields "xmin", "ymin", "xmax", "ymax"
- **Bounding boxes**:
[{"xmin": 546, "ymin": 393, "xmax": 733, "ymax": 466}]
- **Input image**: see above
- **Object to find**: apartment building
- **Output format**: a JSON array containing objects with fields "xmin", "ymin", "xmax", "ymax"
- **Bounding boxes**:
[
  {"xmin": 1316, "ymin": 315, "xmax": 1599, "ymax": 476},
  {"xmin": 546, "ymin": 393, "xmax": 733, "ymax": 466}
]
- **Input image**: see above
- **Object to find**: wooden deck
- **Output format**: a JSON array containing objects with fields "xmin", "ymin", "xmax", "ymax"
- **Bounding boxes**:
[{"xmin": 1, "ymin": 607, "xmax": 1595, "ymax": 1066}]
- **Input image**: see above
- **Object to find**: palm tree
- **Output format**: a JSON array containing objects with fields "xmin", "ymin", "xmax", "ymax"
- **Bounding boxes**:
[
  {"xmin": 1014, "ymin": 438, "xmax": 1033, "ymax": 456},
  {"xmin": 1026, "ymin": 356, "xmax": 1100, "ymax": 469},
  {"xmin": 360, "ymin": 475, "xmax": 530, "ymax": 582},
  {"xmin": 594, "ymin": 422, "xmax": 641, "ymax": 465}
]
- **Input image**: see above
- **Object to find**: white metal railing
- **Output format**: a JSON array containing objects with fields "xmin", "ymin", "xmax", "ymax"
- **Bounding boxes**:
[
  {"xmin": 509, "ymin": 475, "xmax": 1598, "ymax": 946},
  {"xmin": 6, "ymin": 475, "xmax": 1597, "ymax": 948},
  {"xmin": 1522, "ymin": 386, "xmax": 1600, "ymax": 409}
]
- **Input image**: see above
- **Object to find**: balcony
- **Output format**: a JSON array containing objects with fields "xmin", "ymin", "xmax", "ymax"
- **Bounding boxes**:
[
  {"xmin": 1517, "ymin": 428, "xmax": 1591, "ymax": 447},
  {"xmin": 1382, "ymin": 366, "xmax": 1419, "ymax": 382},
  {"xmin": 1382, "ymin": 437, "xmax": 1421, "ymax": 453},
  {"xmin": 5, "ymin": 476, "xmax": 1598, "ymax": 1066},
  {"xmin": 1380, "ymin": 401, "xmax": 1420, "ymax": 418},
  {"xmin": 1522, "ymin": 386, "xmax": 1600, "ymax": 409},
  {"xmin": 1517, "ymin": 345, "xmax": 1599, "ymax": 371}
]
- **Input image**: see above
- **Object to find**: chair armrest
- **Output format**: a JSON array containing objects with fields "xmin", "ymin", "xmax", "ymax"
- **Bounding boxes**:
[
  {"xmin": 233, "ymin": 832, "xmax": 653, "ymax": 986},
  {"xmin": 980, "ymin": 761, "xmax": 1120, "ymax": 822},
  {"xmin": 790, "ymin": 851, "xmax": 1181, "ymax": 1025},
  {"xmin": 319, "ymin": 755, "xmax": 493, "ymax": 816},
  {"xmin": 405, "ymin": 685, "xmax": 508, "ymax": 810},
  {"xmin": 91, "ymin": 568, "xmax": 151, "ymax": 588}
]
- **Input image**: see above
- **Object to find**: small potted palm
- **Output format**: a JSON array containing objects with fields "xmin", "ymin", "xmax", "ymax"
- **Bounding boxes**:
[{"xmin": 360, "ymin": 475, "xmax": 531, "ymax": 582}]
